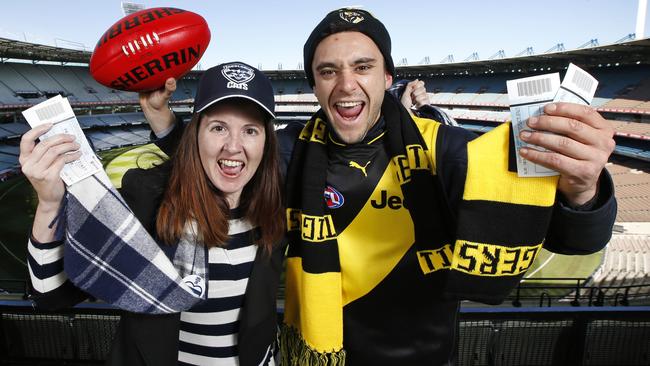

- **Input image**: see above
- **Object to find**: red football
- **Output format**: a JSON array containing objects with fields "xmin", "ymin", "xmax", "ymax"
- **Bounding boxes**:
[{"xmin": 89, "ymin": 7, "xmax": 211, "ymax": 92}]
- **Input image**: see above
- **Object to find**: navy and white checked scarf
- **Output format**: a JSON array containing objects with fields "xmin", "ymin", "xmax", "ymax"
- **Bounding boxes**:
[{"xmin": 63, "ymin": 169, "xmax": 206, "ymax": 314}]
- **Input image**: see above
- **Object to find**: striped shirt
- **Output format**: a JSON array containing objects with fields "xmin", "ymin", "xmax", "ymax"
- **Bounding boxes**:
[{"xmin": 177, "ymin": 211, "xmax": 275, "ymax": 366}]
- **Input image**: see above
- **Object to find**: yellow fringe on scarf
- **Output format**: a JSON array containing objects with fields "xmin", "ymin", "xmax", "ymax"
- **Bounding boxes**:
[{"xmin": 280, "ymin": 324, "xmax": 347, "ymax": 366}]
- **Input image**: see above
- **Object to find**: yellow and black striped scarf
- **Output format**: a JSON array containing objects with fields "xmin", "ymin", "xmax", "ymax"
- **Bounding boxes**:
[{"xmin": 281, "ymin": 93, "xmax": 559, "ymax": 364}]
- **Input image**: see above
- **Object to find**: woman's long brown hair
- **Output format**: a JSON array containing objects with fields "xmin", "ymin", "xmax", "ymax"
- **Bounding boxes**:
[{"xmin": 155, "ymin": 100, "xmax": 284, "ymax": 254}]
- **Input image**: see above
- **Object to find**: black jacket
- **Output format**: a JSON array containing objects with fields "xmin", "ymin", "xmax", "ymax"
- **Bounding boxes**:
[{"xmin": 109, "ymin": 163, "xmax": 283, "ymax": 366}]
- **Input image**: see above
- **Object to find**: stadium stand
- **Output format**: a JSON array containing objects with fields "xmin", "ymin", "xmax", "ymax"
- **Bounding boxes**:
[
  {"xmin": 0, "ymin": 62, "xmax": 139, "ymax": 106},
  {"xmin": 490, "ymin": 319, "xmax": 573, "ymax": 365},
  {"xmin": 0, "ymin": 159, "xmax": 17, "ymax": 173},
  {"xmin": 172, "ymin": 77, "xmax": 198, "ymax": 102},
  {"xmin": 456, "ymin": 320, "xmax": 492, "ymax": 366},
  {"xmin": 271, "ymin": 78, "xmax": 313, "ymax": 96},
  {"xmin": 0, "ymin": 144, "xmax": 19, "ymax": 157},
  {"xmin": 591, "ymin": 234, "xmax": 650, "ymax": 291},
  {"xmin": 0, "ymin": 63, "xmax": 40, "ymax": 98},
  {"xmin": 603, "ymin": 98, "xmax": 650, "ymax": 110},
  {"xmin": 275, "ymin": 93, "xmax": 319, "ymax": 103},
  {"xmin": 421, "ymin": 65, "xmax": 650, "ymax": 109},
  {"xmin": 1, "ymin": 301, "xmax": 648, "ymax": 366},
  {"xmin": 0, "ymin": 122, "xmax": 29, "ymax": 138},
  {"xmin": 68, "ymin": 67, "xmax": 127, "ymax": 103},
  {"xmin": 590, "ymin": 66, "xmax": 650, "ymax": 99},
  {"xmin": 582, "ymin": 318, "xmax": 650, "ymax": 365},
  {"xmin": 606, "ymin": 161, "xmax": 650, "ymax": 222},
  {"xmin": 11, "ymin": 63, "xmax": 66, "ymax": 97},
  {"xmin": 0, "ymin": 304, "xmax": 121, "ymax": 363},
  {"xmin": 43, "ymin": 65, "xmax": 106, "ymax": 103},
  {"xmin": 612, "ymin": 120, "xmax": 650, "ymax": 139}
]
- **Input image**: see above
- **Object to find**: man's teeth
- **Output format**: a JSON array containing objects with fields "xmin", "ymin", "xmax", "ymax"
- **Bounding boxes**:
[
  {"xmin": 219, "ymin": 159, "xmax": 243, "ymax": 167},
  {"xmin": 336, "ymin": 101, "xmax": 363, "ymax": 108}
]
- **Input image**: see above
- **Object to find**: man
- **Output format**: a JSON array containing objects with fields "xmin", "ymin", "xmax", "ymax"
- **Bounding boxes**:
[{"xmin": 143, "ymin": 8, "xmax": 616, "ymax": 365}]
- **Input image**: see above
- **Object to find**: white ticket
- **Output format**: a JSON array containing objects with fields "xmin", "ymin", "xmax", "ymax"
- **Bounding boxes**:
[
  {"xmin": 22, "ymin": 95, "xmax": 102, "ymax": 186},
  {"xmin": 554, "ymin": 63, "xmax": 598, "ymax": 105},
  {"xmin": 507, "ymin": 73, "xmax": 561, "ymax": 177},
  {"xmin": 507, "ymin": 63, "xmax": 598, "ymax": 177}
]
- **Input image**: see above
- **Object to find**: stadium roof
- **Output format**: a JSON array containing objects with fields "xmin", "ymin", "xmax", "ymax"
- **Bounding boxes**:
[
  {"xmin": 0, "ymin": 36, "xmax": 648, "ymax": 76},
  {"xmin": 262, "ymin": 38, "xmax": 650, "ymax": 79},
  {"xmin": 0, "ymin": 37, "xmax": 91, "ymax": 64}
]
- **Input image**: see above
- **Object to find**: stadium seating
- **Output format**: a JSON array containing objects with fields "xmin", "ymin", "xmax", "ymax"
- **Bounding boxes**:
[
  {"xmin": 45, "ymin": 65, "xmax": 105, "ymax": 103},
  {"xmin": 457, "ymin": 320, "xmax": 492, "ymax": 366},
  {"xmin": 591, "ymin": 234, "xmax": 650, "ymax": 296},
  {"xmin": 583, "ymin": 319, "xmax": 650, "ymax": 365},
  {"xmin": 607, "ymin": 162, "xmax": 650, "ymax": 222},
  {"xmin": 273, "ymin": 78, "xmax": 313, "ymax": 96},
  {"xmin": 3, "ymin": 303, "xmax": 647, "ymax": 366},
  {"xmin": 491, "ymin": 320, "xmax": 574, "ymax": 366},
  {"xmin": 603, "ymin": 98, "xmax": 650, "ymax": 110},
  {"xmin": 612, "ymin": 121, "xmax": 650, "ymax": 138},
  {"xmin": 420, "ymin": 66, "xmax": 650, "ymax": 120},
  {"xmin": 595, "ymin": 66, "xmax": 650, "ymax": 98},
  {"xmin": 275, "ymin": 93, "xmax": 319, "ymax": 103},
  {"xmin": 471, "ymin": 92, "xmax": 507, "ymax": 106},
  {"xmin": 0, "ymin": 62, "xmax": 139, "ymax": 105},
  {"xmin": 72, "ymin": 314, "xmax": 121, "ymax": 361},
  {"xmin": 0, "ymin": 144, "xmax": 18, "ymax": 156},
  {"xmin": 173, "ymin": 78, "xmax": 199, "ymax": 101},
  {"xmin": 0, "ymin": 64, "xmax": 40, "ymax": 98},
  {"xmin": 2, "ymin": 313, "xmax": 76, "ymax": 359},
  {"xmin": 0, "ymin": 122, "xmax": 28, "ymax": 139},
  {"xmin": 1, "ymin": 60, "xmax": 648, "ymax": 177},
  {"xmin": 11, "ymin": 63, "xmax": 65, "ymax": 96},
  {"xmin": 1, "ymin": 312, "xmax": 119, "ymax": 362}
]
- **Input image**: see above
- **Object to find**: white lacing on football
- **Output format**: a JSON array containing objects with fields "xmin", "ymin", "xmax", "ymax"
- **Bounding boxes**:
[{"xmin": 121, "ymin": 32, "xmax": 160, "ymax": 56}]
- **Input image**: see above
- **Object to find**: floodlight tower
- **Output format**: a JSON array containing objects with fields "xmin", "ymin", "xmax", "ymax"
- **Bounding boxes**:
[
  {"xmin": 122, "ymin": 2, "xmax": 145, "ymax": 16},
  {"xmin": 637, "ymin": 0, "xmax": 648, "ymax": 39}
]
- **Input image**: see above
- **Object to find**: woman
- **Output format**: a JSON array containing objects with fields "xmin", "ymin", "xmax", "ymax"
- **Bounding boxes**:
[{"xmin": 21, "ymin": 62, "xmax": 284, "ymax": 366}]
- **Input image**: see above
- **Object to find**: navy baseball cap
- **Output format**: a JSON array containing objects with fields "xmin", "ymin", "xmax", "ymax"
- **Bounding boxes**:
[{"xmin": 194, "ymin": 61, "xmax": 275, "ymax": 119}]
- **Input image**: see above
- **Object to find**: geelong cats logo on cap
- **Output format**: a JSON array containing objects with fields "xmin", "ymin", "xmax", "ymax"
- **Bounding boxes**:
[
  {"xmin": 339, "ymin": 10, "xmax": 364, "ymax": 24},
  {"xmin": 222, "ymin": 63, "xmax": 255, "ymax": 90}
]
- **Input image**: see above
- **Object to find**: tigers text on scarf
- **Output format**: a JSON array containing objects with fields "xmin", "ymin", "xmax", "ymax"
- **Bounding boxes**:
[
  {"xmin": 280, "ymin": 93, "xmax": 558, "ymax": 365},
  {"xmin": 63, "ymin": 168, "xmax": 206, "ymax": 314}
]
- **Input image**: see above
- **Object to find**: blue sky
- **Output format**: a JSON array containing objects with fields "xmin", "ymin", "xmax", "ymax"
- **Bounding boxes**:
[{"xmin": 0, "ymin": 0, "xmax": 647, "ymax": 70}]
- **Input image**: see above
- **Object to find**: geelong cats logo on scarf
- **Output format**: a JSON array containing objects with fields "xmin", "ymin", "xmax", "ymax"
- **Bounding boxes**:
[
  {"xmin": 324, "ymin": 185, "xmax": 344, "ymax": 209},
  {"xmin": 222, "ymin": 63, "xmax": 255, "ymax": 90},
  {"xmin": 182, "ymin": 274, "xmax": 206, "ymax": 297}
]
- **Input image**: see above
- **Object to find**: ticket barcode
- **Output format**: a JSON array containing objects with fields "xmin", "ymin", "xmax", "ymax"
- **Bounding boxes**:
[
  {"xmin": 516, "ymin": 77, "xmax": 554, "ymax": 97},
  {"xmin": 22, "ymin": 95, "xmax": 102, "ymax": 186},
  {"xmin": 34, "ymin": 101, "xmax": 66, "ymax": 122},
  {"xmin": 571, "ymin": 69, "xmax": 595, "ymax": 95}
]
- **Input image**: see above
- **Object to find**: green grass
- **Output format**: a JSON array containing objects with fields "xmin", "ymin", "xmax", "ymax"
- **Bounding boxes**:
[
  {"xmin": 511, "ymin": 248, "xmax": 604, "ymax": 301},
  {"xmin": 525, "ymin": 248, "xmax": 604, "ymax": 282}
]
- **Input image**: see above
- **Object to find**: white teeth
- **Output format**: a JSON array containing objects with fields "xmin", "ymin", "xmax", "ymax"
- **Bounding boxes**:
[
  {"xmin": 219, "ymin": 159, "xmax": 243, "ymax": 167},
  {"xmin": 336, "ymin": 101, "xmax": 362, "ymax": 108}
]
